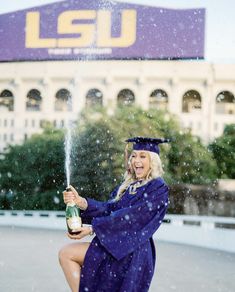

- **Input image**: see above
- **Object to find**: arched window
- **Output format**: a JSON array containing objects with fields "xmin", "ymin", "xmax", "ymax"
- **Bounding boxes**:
[
  {"xmin": 117, "ymin": 89, "xmax": 135, "ymax": 105},
  {"xmin": 26, "ymin": 89, "xmax": 42, "ymax": 111},
  {"xmin": 182, "ymin": 90, "xmax": 202, "ymax": 113},
  {"xmin": 216, "ymin": 91, "xmax": 235, "ymax": 114},
  {"xmin": 0, "ymin": 90, "xmax": 14, "ymax": 111},
  {"xmin": 86, "ymin": 88, "xmax": 103, "ymax": 107},
  {"xmin": 149, "ymin": 89, "xmax": 168, "ymax": 110},
  {"xmin": 55, "ymin": 89, "xmax": 72, "ymax": 111}
]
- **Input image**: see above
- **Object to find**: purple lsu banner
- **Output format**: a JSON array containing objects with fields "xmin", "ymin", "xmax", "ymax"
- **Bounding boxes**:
[{"xmin": 0, "ymin": 0, "xmax": 205, "ymax": 61}]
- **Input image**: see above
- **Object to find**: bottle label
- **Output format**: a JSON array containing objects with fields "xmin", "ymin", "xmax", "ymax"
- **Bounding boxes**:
[{"xmin": 67, "ymin": 216, "xmax": 82, "ymax": 231}]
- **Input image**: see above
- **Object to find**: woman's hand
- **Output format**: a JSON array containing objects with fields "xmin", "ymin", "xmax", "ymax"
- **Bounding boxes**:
[
  {"xmin": 63, "ymin": 185, "xmax": 87, "ymax": 210},
  {"xmin": 63, "ymin": 185, "xmax": 79, "ymax": 203},
  {"xmin": 67, "ymin": 226, "xmax": 93, "ymax": 240}
]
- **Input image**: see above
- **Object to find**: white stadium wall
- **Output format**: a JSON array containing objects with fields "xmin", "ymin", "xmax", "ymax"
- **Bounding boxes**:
[{"xmin": 0, "ymin": 60, "xmax": 235, "ymax": 152}]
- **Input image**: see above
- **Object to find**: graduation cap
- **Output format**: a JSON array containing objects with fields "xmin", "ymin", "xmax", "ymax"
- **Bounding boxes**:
[{"xmin": 125, "ymin": 137, "xmax": 170, "ymax": 154}]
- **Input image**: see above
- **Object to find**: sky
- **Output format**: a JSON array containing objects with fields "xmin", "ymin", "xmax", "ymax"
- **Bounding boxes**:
[{"xmin": 0, "ymin": 0, "xmax": 235, "ymax": 63}]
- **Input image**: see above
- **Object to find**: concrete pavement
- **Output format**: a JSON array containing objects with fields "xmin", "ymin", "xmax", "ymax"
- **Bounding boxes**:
[{"xmin": 0, "ymin": 226, "xmax": 235, "ymax": 292}]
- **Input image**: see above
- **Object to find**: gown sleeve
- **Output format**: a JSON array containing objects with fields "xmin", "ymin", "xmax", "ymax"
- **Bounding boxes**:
[
  {"xmin": 91, "ymin": 178, "xmax": 169, "ymax": 261},
  {"xmin": 80, "ymin": 186, "xmax": 119, "ymax": 223}
]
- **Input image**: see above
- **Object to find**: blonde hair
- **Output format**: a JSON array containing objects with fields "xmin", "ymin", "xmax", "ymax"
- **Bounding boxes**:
[{"xmin": 114, "ymin": 151, "xmax": 164, "ymax": 201}]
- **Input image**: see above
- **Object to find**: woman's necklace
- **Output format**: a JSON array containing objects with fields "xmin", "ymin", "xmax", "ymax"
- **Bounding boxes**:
[{"xmin": 128, "ymin": 180, "xmax": 143, "ymax": 195}]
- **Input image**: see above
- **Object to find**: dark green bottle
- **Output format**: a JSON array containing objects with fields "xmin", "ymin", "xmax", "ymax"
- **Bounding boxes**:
[{"xmin": 65, "ymin": 187, "xmax": 82, "ymax": 235}]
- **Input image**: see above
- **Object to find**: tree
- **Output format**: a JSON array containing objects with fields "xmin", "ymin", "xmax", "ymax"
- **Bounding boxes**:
[
  {"xmin": 0, "ymin": 107, "xmax": 219, "ymax": 211},
  {"xmin": 168, "ymin": 132, "xmax": 217, "ymax": 184},
  {"xmin": 78, "ymin": 106, "xmax": 217, "ymax": 185},
  {"xmin": 0, "ymin": 126, "xmax": 65, "ymax": 210},
  {"xmin": 71, "ymin": 119, "xmax": 119, "ymax": 201},
  {"xmin": 209, "ymin": 124, "xmax": 235, "ymax": 178},
  {"xmin": 77, "ymin": 106, "xmax": 177, "ymax": 187}
]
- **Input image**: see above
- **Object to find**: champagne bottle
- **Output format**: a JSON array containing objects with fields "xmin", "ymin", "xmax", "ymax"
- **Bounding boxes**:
[{"xmin": 65, "ymin": 187, "xmax": 82, "ymax": 235}]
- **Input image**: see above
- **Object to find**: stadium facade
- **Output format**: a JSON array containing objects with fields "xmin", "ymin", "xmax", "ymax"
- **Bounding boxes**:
[{"xmin": 1, "ymin": 60, "xmax": 235, "ymax": 151}]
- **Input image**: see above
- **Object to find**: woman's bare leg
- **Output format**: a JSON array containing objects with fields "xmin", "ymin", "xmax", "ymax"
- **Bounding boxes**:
[{"xmin": 58, "ymin": 242, "xmax": 90, "ymax": 292}]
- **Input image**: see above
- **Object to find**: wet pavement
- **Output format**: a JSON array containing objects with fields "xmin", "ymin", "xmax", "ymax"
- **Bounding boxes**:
[{"xmin": 0, "ymin": 226, "xmax": 235, "ymax": 292}]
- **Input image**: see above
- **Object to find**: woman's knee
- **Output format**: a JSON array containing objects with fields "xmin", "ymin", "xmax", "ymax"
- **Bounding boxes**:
[
  {"xmin": 58, "ymin": 245, "xmax": 71, "ymax": 265},
  {"xmin": 58, "ymin": 242, "xmax": 90, "ymax": 266}
]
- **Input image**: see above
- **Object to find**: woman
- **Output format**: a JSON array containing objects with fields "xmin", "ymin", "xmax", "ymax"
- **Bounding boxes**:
[{"xmin": 59, "ymin": 137, "xmax": 169, "ymax": 292}]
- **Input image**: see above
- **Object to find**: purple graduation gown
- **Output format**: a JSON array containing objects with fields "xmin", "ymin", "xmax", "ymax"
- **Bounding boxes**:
[{"xmin": 79, "ymin": 177, "xmax": 169, "ymax": 292}]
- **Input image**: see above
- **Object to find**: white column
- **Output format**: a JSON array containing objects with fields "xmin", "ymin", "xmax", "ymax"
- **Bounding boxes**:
[
  {"xmin": 43, "ymin": 78, "xmax": 56, "ymax": 124},
  {"xmin": 136, "ymin": 77, "xmax": 148, "ymax": 110},
  {"xmin": 14, "ymin": 78, "xmax": 26, "ymax": 144},
  {"xmin": 201, "ymin": 78, "xmax": 213, "ymax": 143},
  {"xmin": 41, "ymin": 78, "xmax": 52, "ymax": 114},
  {"xmin": 104, "ymin": 76, "xmax": 116, "ymax": 115},
  {"xmin": 169, "ymin": 77, "xmax": 181, "ymax": 115},
  {"xmin": 71, "ymin": 77, "xmax": 81, "ymax": 115},
  {"xmin": 76, "ymin": 77, "xmax": 87, "ymax": 113}
]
